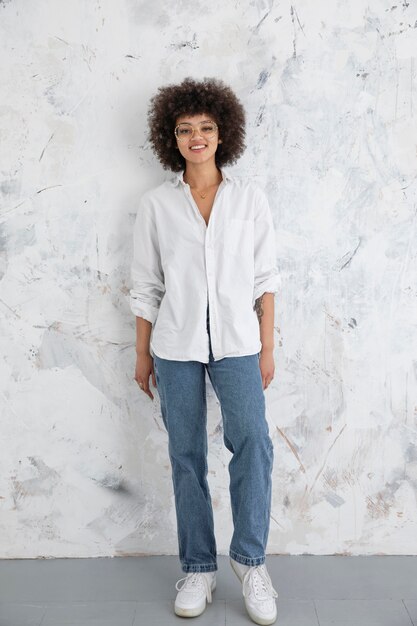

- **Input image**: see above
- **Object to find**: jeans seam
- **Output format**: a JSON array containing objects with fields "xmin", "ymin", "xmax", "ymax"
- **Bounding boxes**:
[
  {"xmin": 230, "ymin": 549, "xmax": 266, "ymax": 567},
  {"xmin": 181, "ymin": 562, "xmax": 218, "ymax": 572},
  {"xmin": 230, "ymin": 549, "xmax": 265, "ymax": 561}
]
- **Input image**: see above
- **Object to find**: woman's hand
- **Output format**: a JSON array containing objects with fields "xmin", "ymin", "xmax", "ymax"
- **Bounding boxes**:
[
  {"xmin": 259, "ymin": 347, "xmax": 275, "ymax": 390},
  {"xmin": 134, "ymin": 352, "xmax": 157, "ymax": 400}
]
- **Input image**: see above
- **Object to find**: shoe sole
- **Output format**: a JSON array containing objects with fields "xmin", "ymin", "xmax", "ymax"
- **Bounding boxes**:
[
  {"xmin": 229, "ymin": 558, "xmax": 277, "ymax": 626},
  {"xmin": 174, "ymin": 578, "xmax": 216, "ymax": 618}
]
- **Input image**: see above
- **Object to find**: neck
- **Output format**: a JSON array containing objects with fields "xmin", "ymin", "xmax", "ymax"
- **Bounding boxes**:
[{"xmin": 183, "ymin": 161, "xmax": 223, "ymax": 189}]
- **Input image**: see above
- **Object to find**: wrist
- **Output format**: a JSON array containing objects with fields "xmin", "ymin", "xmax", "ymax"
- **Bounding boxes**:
[{"xmin": 136, "ymin": 348, "xmax": 151, "ymax": 357}]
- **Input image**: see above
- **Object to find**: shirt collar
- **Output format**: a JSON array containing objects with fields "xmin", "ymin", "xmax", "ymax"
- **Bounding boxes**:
[{"xmin": 169, "ymin": 166, "xmax": 234, "ymax": 187}]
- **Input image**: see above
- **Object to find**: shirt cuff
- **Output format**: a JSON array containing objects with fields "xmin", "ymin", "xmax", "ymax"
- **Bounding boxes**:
[
  {"xmin": 252, "ymin": 274, "xmax": 281, "ymax": 308},
  {"xmin": 129, "ymin": 296, "xmax": 159, "ymax": 324}
]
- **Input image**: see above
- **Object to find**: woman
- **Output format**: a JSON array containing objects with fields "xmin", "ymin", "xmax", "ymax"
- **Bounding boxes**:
[{"xmin": 130, "ymin": 77, "xmax": 280, "ymax": 625}]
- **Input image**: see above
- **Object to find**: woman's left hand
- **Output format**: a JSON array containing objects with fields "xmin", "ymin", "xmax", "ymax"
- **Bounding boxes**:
[{"xmin": 259, "ymin": 348, "xmax": 275, "ymax": 390}]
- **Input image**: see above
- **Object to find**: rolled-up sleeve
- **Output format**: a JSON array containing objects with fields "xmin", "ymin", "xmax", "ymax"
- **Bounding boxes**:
[
  {"xmin": 252, "ymin": 187, "xmax": 281, "ymax": 308},
  {"xmin": 129, "ymin": 197, "xmax": 165, "ymax": 324}
]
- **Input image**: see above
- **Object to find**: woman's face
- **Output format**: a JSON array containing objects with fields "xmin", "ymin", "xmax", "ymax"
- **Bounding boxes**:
[{"xmin": 174, "ymin": 112, "xmax": 221, "ymax": 166}]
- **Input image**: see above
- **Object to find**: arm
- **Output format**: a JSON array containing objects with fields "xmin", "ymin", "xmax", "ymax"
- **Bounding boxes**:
[
  {"xmin": 136, "ymin": 316, "xmax": 152, "ymax": 357},
  {"xmin": 130, "ymin": 197, "xmax": 165, "ymax": 357},
  {"xmin": 254, "ymin": 292, "xmax": 275, "ymax": 352},
  {"xmin": 253, "ymin": 187, "xmax": 280, "ymax": 355}
]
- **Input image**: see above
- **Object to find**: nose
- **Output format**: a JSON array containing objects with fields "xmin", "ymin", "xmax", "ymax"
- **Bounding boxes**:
[{"xmin": 190, "ymin": 128, "xmax": 204, "ymax": 140}]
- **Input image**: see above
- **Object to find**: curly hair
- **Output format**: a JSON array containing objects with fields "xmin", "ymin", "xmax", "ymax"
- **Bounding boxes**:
[{"xmin": 147, "ymin": 77, "xmax": 246, "ymax": 172}]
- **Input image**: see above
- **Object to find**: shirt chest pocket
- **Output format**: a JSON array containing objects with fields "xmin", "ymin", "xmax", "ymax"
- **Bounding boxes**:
[{"xmin": 224, "ymin": 218, "xmax": 254, "ymax": 256}]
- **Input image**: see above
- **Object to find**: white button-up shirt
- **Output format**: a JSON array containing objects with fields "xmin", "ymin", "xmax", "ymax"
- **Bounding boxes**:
[{"xmin": 129, "ymin": 166, "xmax": 280, "ymax": 363}]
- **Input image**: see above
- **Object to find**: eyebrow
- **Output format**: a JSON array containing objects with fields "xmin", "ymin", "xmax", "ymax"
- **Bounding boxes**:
[{"xmin": 177, "ymin": 119, "xmax": 214, "ymax": 124}]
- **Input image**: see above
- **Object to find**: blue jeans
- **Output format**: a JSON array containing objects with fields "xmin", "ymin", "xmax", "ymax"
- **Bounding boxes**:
[{"xmin": 152, "ymin": 303, "xmax": 274, "ymax": 573}]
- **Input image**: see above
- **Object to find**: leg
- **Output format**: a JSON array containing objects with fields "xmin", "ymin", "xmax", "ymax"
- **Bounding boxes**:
[
  {"xmin": 206, "ymin": 353, "xmax": 274, "ymax": 566},
  {"xmin": 153, "ymin": 353, "xmax": 217, "ymax": 573}
]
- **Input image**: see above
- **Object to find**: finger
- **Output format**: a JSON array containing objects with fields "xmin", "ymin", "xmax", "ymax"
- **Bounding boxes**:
[{"xmin": 141, "ymin": 380, "xmax": 154, "ymax": 401}]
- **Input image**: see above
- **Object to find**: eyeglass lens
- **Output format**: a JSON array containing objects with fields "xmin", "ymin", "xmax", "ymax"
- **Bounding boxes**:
[{"xmin": 175, "ymin": 121, "xmax": 217, "ymax": 140}]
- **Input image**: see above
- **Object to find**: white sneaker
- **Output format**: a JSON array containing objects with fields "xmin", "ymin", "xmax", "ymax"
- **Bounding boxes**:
[
  {"xmin": 174, "ymin": 571, "xmax": 216, "ymax": 617},
  {"xmin": 230, "ymin": 558, "xmax": 278, "ymax": 625}
]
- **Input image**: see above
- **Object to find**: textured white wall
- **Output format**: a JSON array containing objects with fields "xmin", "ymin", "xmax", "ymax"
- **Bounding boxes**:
[{"xmin": 1, "ymin": 0, "xmax": 416, "ymax": 558}]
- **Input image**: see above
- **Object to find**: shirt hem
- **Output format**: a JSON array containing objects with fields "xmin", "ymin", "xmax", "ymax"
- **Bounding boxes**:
[
  {"xmin": 151, "ymin": 342, "xmax": 209, "ymax": 363},
  {"xmin": 213, "ymin": 344, "xmax": 262, "ymax": 361},
  {"xmin": 150, "ymin": 341, "xmax": 262, "ymax": 363}
]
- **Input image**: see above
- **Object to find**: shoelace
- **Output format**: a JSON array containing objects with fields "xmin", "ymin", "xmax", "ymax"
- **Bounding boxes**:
[
  {"xmin": 175, "ymin": 572, "xmax": 213, "ymax": 603},
  {"xmin": 242, "ymin": 565, "xmax": 278, "ymax": 601}
]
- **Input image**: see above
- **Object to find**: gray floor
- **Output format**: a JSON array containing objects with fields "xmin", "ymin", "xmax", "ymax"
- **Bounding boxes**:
[{"xmin": 0, "ymin": 555, "xmax": 416, "ymax": 625}]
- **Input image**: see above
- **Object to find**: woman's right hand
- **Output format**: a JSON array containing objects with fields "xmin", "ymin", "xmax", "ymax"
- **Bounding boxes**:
[{"xmin": 134, "ymin": 352, "xmax": 157, "ymax": 401}]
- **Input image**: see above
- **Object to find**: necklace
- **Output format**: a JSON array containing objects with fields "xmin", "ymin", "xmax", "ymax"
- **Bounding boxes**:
[{"xmin": 184, "ymin": 176, "xmax": 221, "ymax": 199}]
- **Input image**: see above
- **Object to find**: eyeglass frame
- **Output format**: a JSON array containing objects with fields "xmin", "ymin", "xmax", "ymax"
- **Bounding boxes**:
[{"xmin": 174, "ymin": 120, "xmax": 219, "ymax": 143}]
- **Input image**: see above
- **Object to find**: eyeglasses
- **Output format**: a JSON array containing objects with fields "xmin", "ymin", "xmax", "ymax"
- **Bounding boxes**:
[{"xmin": 174, "ymin": 120, "xmax": 218, "ymax": 142}]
